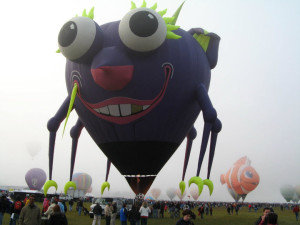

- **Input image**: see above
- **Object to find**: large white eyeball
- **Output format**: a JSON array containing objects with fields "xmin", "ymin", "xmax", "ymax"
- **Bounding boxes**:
[
  {"xmin": 58, "ymin": 17, "xmax": 98, "ymax": 61},
  {"xmin": 119, "ymin": 8, "xmax": 167, "ymax": 52}
]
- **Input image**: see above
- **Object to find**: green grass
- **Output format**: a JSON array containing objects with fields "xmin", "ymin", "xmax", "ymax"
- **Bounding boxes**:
[{"xmin": 3, "ymin": 203, "xmax": 298, "ymax": 225}]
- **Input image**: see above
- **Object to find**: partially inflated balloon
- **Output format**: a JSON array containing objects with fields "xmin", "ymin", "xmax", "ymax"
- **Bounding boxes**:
[
  {"xmin": 280, "ymin": 185, "xmax": 295, "ymax": 202},
  {"xmin": 25, "ymin": 168, "xmax": 46, "ymax": 190}
]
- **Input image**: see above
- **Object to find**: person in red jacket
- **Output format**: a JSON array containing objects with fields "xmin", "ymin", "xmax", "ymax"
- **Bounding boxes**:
[{"xmin": 293, "ymin": 205, "xmax": 299, "ymax": 221}]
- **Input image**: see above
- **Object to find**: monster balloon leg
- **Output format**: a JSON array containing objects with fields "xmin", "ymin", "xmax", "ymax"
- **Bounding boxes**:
[
  {"xmin": 44, "ymin": 97, "xmax": 70, "ymax": 196},
  {"xmin": 179, "ymin": 126, "xmax": 197, "ymax": 194},
  {"xmin": 188, "ymin": 84, "xmax": 221, "ymax": 196},
  {"xmin": 101, "ymin": 160, "xmax": 111, "ymax": 195},
  {"xmin": 64, "ymin": 119, "xmax": 84, "ymax": 194}
]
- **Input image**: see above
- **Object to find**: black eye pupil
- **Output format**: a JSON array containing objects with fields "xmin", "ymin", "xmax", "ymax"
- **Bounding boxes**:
[
  {"xmin": 58, "ymin": 21, "xmax": 78, "ymax": 47},
  {"xmin": 129, "ymin": 11, "xmax": 158, "ymax": 37}
]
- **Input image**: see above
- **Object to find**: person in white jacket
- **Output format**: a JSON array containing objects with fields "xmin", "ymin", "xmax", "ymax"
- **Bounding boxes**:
[
  {"xmin": 139, "ymin": 202, "xmax": 151, "ymax": 225},
  {"xmin": 44, "ymin": 199, "xmax": 57, "ymax": 219}
]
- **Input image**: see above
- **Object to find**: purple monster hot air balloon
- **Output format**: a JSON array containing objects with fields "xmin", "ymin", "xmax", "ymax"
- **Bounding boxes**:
[{"xmin": 25, "ymin": 168, "xmax": 47, "ymax": 190}]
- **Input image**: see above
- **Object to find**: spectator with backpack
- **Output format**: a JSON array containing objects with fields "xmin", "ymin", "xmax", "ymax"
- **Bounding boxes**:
[{"xmin": 9, "ymin": 195, "xmax": 24, "ymax": 225}]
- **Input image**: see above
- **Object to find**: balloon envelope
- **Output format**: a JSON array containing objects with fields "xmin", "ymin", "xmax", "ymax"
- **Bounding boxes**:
[
  {"xmin": 25, "ymin": 168, "xmax": 47, "ymax": 190},
  {"xmin": 72, "ymin": 173, "xmax": 92, "ymax": 191},
  {"xmin": 189, "ymin": 186, "xmax": 200, "ymax": 201},
  {"xmin": 227, "ymin": 187, "xmax": 242, "ymax": 202},
  {"xmin": 150, "ymin": 188, "xmax": 161, "ymax": 200},
  {"xmin": 166, "ymin": 188, "xmax": 176, "ymax": 201},
  {"xmin": 280, "ymin": 185, "xmax": 295, "ymax": 202},
  {"xmin": 220, "ymin": 156, "xmax": 260, "ymax": 195},
  {"xmin": 292, "ymin": 192, "xmax": 299, "ymax": 203},
  {"xmin": 26, "ymin": 142, "xmax": 41, "ymax": 159},
  {"xmin": 176, "ymin": 188, "xmax": 186, "ymax": 201}
]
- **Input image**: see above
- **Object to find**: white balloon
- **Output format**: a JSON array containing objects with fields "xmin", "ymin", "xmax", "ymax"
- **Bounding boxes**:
[
  {"xmin": 176, "ymin": 188, "xmax": 186, "ymax": 201},
  {"xmin": 26, "ymin": 141, "xmax": 41, "ymax": 159},
  {"xmin": 150, "ymin": 188, "xmax": 161, "ymax": 200},
  {"xmin": 166, "ymin": 188, "xmax": 176, "ymax": 200}
]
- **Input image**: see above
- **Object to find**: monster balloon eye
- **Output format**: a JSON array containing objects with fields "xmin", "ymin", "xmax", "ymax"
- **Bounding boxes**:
[
  {"xmin": 58, "ymin": 8, "xmax": 103, "ymax": 62},
  {"xmin": 119, "ymin": 3, "xmax": 181, "ymax": 52}
]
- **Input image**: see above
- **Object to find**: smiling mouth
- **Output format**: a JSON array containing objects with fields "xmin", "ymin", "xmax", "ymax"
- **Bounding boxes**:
[
  {"xmin": 77, "ymin": 63, "xmax": 173, "ymax": 124},
  {"xmin": 94, "ymin": 103, "xmax": 150, "ymax": 117}
]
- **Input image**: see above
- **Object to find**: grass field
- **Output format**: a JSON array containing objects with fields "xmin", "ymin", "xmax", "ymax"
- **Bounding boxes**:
[{"xmin": 2, "ymin": 203, "xmax": 298, "ymax": 225}]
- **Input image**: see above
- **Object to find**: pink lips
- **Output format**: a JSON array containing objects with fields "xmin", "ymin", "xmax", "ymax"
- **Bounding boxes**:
[{"xmin": 91, "ymin": 65, "xmax": 134, "ymax": 91}]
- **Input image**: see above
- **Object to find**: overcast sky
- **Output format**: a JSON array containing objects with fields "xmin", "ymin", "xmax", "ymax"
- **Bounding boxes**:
[{"xmin": 0, "ymin": 0, "xmax": 299, "ymax": 203}]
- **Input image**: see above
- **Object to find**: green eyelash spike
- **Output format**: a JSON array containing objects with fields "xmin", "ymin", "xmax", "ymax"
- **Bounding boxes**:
[
  {"xmin": 81, "ymin": 7, "xmax": 94, "ymax": 19},
  {"xmin": 150, "ymin": 3, "xmax": 157, "ymax": 10},
  {"xmin": 158, "ymin": 9, "xmax": 167, "ymax": 17},
  {"xmin": 140, "ymin": 0, "xmax": 147, "ymax": 8},
  {"xmin": 131, "ymin": 1, "xmax": 137, "ymax": 9},
  {"xmin": 131, "ymin": 1, "xmax": 182, "ymax": 40}
]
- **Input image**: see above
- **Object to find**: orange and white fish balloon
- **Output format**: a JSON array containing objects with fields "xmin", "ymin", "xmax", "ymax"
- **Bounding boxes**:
[{"xmin": 220, "ymin": 156, "xmax": 259, "ymax": 195}]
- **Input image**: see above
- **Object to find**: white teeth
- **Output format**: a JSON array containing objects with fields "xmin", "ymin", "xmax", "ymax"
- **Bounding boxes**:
[
  {"xmin": 108, "ymin": 105, "xmax": 120, "ymax": 116},
  {"xmin": 94, "ymin": 104, "xmax": 151, "ymax": 117},
  {"xmin": 99, "ymin": 106, "xmax": 109, "ymax": 115},
  {"xmin": 143, "ymin": 105, "xmax": 150, "ymax": 110},
  {"xmin": 120, "ymin": 104, "xmax": 131, "ymax": 116}
]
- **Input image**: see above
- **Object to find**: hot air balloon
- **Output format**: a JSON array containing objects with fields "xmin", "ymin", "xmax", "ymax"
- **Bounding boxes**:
[
  {"xmin": 280, "ymin": 185, "xmax": 295, "ymax": 202},
  {"xmin": 150, "ymin": 188, "xmax": 161, "ymax": 200},
  {"xmin": 72, "ymin": 173, "xmax": 92, "ymax": 192},
  {"xmin": 189, "ymin": 186, "xmax": 200, "ymax": 201},
  {"xmin": 44, "ymin": 1, "xmax": 222, "ymax": 197},
  {"xmin": 25, "ymin": 168, "xmax": 47, "ymax": 190},
  {"xmin": 87, "ymin": 186, "xmax": 93, "ymax": 193},
  {"xmin": 226, "ymin": 187, "xmax": 246, "ymax": 202},
  {"xmin": 220, "ymin": 156, "xmax": 260, "ymax": 200},
  {"xmin": 26, "ymin": 141, "xmax": 41, "ymax": 160},
  {"xmin": 176, "ymin": 188, "xmax": 186, "ymax": 201},
  {"xmin": 166, "ymin": 188, "xmax": 176, "ymax": 201}
]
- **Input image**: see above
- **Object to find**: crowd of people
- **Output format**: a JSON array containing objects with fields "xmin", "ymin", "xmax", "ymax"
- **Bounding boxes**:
[{"xmin": 1, "ymin": 192, "xmax": 300, "ymax": 225}]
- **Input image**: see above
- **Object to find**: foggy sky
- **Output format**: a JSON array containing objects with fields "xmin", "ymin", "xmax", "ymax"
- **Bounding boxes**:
[{"xmin": 0, "ymin": 0, "xmax": 299, "ymax": 203}]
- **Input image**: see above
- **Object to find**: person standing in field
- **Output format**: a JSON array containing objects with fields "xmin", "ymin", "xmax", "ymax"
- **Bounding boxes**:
[
  {"xmin": 139, "ymin": 202, "xmax": 151, "ymax": 225},
  {"xmin": 104, "ymin": 202, "xmax": 112, "ymax": 225},
  {"xmin": 293, "ymin": 205, "xmax": 299, "ymax": 221},
  {"xmin": 19, "ymin": 195, "xmax": 41, "ymax": 225}
]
